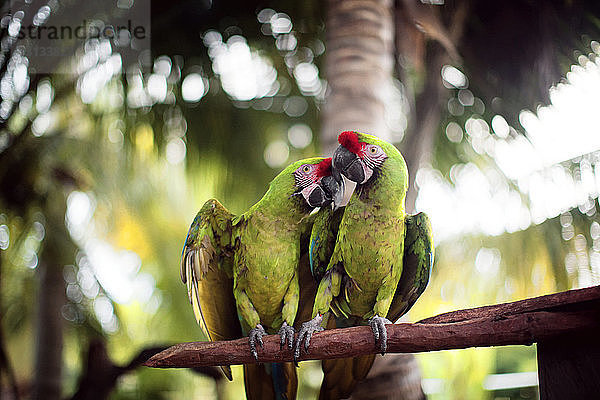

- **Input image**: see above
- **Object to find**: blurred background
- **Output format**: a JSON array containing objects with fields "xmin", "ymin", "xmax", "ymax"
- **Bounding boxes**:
[{"xmin": 1, "ymin": 0, "xmax": 600, "ymax": 399}]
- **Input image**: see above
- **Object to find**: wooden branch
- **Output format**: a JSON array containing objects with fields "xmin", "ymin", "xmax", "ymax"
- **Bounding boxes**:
[
  {"xmin": 145, "ymin": 286, "xmax": 600, "ymax": 369},
  {"xmin": 418, "ymin": 284, "xmax": 600, "ymax": 324}
]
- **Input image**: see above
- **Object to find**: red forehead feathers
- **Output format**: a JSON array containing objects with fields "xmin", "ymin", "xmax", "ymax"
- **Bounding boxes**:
[
  {"xmin": 338, "ymin": 131, "xmax": 363, "ymax": 154},
  {"xmin": 316, "ymin": 157, "xmax": 332, "ymax": 177}
]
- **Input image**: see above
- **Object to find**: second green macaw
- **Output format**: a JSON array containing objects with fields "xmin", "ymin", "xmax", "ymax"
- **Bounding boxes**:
[
  {"xmin": 181, "ymin": 157, "xmax": 342, "ymax": 400},
  {"xmin": 296, "ymin": 131, "xmax": 434, "ymax": 399}
]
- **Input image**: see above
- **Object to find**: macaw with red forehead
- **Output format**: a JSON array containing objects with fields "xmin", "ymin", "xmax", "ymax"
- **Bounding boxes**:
[
  {"xmin": 181, "ymin": 157, "xmax": 342, "ymax": 400},
  {"xmin": 296, "ymin": 132, "xmax": 434, "ymax": 399}
]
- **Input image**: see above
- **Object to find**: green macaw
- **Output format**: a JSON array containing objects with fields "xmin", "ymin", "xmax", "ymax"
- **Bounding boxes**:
[
  {"xmin": 295, "ymin": 131, "xmax": 434, "ymax": 399},
  {"xmin": 180, "ymin": 157, "xmax": 342, "ymax": 400}
]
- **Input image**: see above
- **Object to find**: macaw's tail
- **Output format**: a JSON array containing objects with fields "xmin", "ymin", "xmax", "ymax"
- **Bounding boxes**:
[
  {"xmin": 244, "ymin": 362, "xmax": 298, "ymax": 400},
  {"xmin": 318, "ymin": 354, "xmax": 376, "ymax": 400}
]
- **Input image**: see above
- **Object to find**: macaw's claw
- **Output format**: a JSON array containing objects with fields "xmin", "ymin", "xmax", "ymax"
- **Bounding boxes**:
[
  {"xmin": 278, "ymin": 322, "xmax": 295, "ymax": 350},
  {"xmin": 369, "ymin": 315, "xmax": 392, "ymax": 355},
  {"xmin": 294, "ymin": 314, "xmax": 324, "ymax": 360},
  {"xmin": 249, "ymin": 324, "xmax": 266, "ymax": 360}
]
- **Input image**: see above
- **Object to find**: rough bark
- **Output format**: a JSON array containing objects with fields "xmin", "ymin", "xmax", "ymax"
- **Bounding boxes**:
[
  {"xmin": 320, "ymin": 0, "xmax": 395, "ymax": 154},
  {"xmin": 145, "ymin": 286, "xmax": 600, "ymax": 368}
]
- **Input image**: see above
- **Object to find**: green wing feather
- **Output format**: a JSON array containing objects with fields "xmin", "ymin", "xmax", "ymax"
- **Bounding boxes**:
[
  {"xmin": 387, "ymin": 212, "xmax": 434, "ymax": 322},
  {"xmin": 297, "ymin": 210, "xmax": 320, "ymax": 326},
  {"xmin": 309, "ymin": 207, "xmax": 344, "ymax": 281},
  {"xmin": 180, "ymin": 199, "xmax": 241, "ymax": 380}
]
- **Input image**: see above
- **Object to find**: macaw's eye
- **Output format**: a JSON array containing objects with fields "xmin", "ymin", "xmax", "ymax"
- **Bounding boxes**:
[
  {"xmin": 294, "ymin": 164, "xmax": 316, "ymax": 186},
  {"xmin": 365, "ymin": 145, "xmax": 383, "ymax": 156}
]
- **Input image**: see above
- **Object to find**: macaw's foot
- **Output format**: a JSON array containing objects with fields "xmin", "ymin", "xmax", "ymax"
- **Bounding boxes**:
[
  {"xmin": 278, "ymin": 322, "xmax": 295, "ymax": 351},
  {"xmin": 248, "ymin": 324, "xmax": 266, "ymax": 360},
  {"xmin": 294, "ymin": 314, "xmax": 324, "ymax": 360},
  {"xmin": 369, "ymin": 315, "xmax": 392, "ymax": 355}
]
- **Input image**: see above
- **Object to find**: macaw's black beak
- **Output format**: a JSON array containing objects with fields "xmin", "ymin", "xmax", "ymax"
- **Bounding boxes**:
[
  {"xmin": 306, "ymin": 185, "xmax": 327, "ymax": 208},
  {"xmin": 333, "ymin": 144, "xmax": 367, "ymax": 184},
  {"xmin": 320, "ymin": 174, "xmax": 344, "ymax": 210}
]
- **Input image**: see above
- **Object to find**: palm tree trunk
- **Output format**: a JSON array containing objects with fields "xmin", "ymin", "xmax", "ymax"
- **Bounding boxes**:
[
  {"xmin": 320, "ymin": 0, "xmax": 395, "ymax": 154},
  {"xmin": 321, "ymin": 1, "xmax": 425, "ymax": 398},
  {"xmin": 350, "ymin": 354, "xmax": 425, "ymax": 400}
]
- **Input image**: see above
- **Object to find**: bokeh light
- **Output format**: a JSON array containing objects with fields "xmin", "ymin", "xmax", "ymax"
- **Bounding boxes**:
[
  {"xmin": 294, "ymin": 62, "xmax": 321, "ymax": 96},
  {"xmin": 32, "ymin": 111, "xmax": 55, "ymax": 137},
  {"xmin": 445, "ymin": 121, "xmax": 463, "ymax": 143},
  {"xmin": 283, "ymin": 96, "xmax": 308, "ymax": 117},
  {"xmin": 206, "ymin": 33, "xmax": 278, "ymax": 101},
  {"xmin": 0, "ymin": 224, "xmax": 9, "ymax": 250},
  {"xmin": 419, "ymin": 42, "xmax": 600, "ymax": 245},
  {"xmin": 36, "ymin": 79, "xmax": 54, "ymax": 113},
  {"xmin": 147, "ymin": 73, "xmax": 167, "ymax": 102},
  {"xmin": 181, "ymin": 73, "xmax": 207, "ymax": 102},
  {"xmin": 264, "ymin": 140, "xmax": 289, "ymax": 168},
  {"xmin": 270, "ymin": 13, "xmax": 293, "ymax": 35},
  {"xmin": 491, "ymin": 115, "xmax": 510, "ymax": 138},
  {"xmin": 441, "ymin": 65, "xmax": 468, "ymax": 89},
  {"xmin": 166, "ymin": 138, "xmax": 187, "ymax": 165},
  {"xmin": 287, "ymin": 124, "xmax": 312, "ymax": 149}
]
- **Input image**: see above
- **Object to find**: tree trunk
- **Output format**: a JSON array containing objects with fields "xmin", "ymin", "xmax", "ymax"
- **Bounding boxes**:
[
  {"xmin": 320, "ymin": 0, "xmax": 395, "ymax": 154},
  {"xmin": 401, "ymin": 45, "xmax": 448, "ymax": 213},
  {"xmin": 32, "ymin": 262, "xmax": 65, "ymax": 400},
  {"xmin": 321, "ymin": 1, "xmax": 425, "ymax": 398},
  {"xmin": 396, "ymin": 1, "xmax": 469, "ymax": 212},
  {"xmin": 32, "ymin": 200, "xmax": 71, "ymax": 400},
  {"xmin": 350, "ymin": 354, "xmax": 425, "ymax": 400}
]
